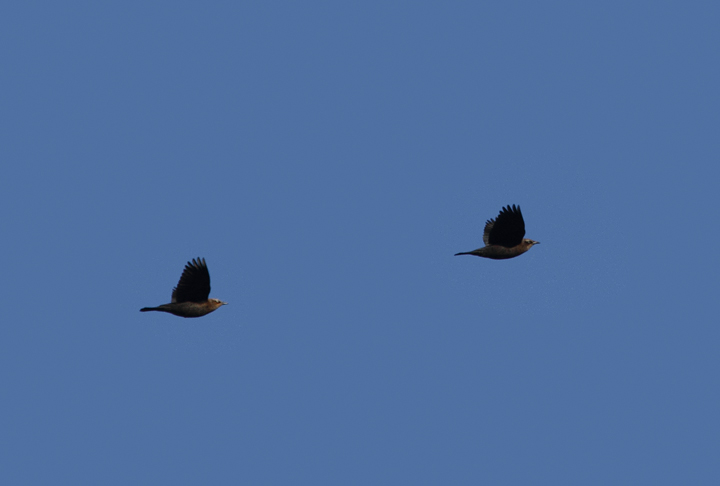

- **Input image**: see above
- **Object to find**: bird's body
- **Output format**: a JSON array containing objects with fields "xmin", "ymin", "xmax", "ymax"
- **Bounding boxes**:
[
  {"xmin": 140, "ymin": 258, "xmax": 227, "ymax": 318},
  {"xmin": 455, "ymin": 239, "xmax": 537, "ymax": 259},
  {"xmin": 140, "ymin": 300, "xmax": 226, "ymax": 317},
  {"xmin": 455, "ymin": 205, "xmax": 539, "ymax": 260}
]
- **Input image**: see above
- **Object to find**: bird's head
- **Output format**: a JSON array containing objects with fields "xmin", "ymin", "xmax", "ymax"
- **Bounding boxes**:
[
  {"xmin": 523, "ymin": 239, "xmax": 540, "ymax": 248},
  {"xmin": 208, "ymin": 298, "xmax": 228, "ymax": 309}
]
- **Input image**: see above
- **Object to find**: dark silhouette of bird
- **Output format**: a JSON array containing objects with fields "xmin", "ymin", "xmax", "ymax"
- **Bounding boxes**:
[
  {"xmin": 140, "ymin": 258, "xmax": 227, "ymax": 317},
  {"xmin": 455, "ymin": 204, "xmax": 539, "ymax": 259}
]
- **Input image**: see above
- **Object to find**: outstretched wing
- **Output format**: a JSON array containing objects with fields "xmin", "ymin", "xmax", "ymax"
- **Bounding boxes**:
[
  {"xmin": 483, "ymin": 205, "xmax": 525, "ymax": 248},
  {"xmin": 171, "ymin": 258, "xmax": 211, "ymax": 303}
]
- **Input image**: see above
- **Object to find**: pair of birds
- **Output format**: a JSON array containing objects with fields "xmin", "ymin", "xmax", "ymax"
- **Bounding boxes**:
[{"xmin": 141, "ymin": 204, "xmax": 539, "ymax": 318}]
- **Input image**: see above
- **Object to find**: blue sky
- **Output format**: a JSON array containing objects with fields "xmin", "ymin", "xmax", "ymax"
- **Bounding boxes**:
[{"xmin": 2, "ymin": 1, "xmax": 719, "ymax": 484}]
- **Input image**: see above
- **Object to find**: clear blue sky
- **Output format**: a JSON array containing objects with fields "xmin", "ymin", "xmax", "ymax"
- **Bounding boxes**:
[{"xmin": 2, "ymin": 1, "xmax": 719, "ymax": 484}]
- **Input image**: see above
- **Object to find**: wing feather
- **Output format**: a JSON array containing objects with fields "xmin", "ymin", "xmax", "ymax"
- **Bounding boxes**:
[
  {"xmin": 483, "ymin": 205, "xmax": 525, "ymax": 248},
  {"xmin": 171, "ymin": 258, "xmax": 211, "ymax": 303}
]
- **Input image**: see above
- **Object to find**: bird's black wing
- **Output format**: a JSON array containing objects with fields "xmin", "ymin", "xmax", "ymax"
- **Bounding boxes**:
[
  {"xmin": 171, "ymin": 258, "xmax": 211, "ymax": 303},
  {"xmin": 484, "ymin": 205, "xmax": 525, "ymax": 247}
]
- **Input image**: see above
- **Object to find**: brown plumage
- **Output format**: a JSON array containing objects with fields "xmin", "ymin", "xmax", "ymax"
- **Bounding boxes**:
[
  {"xmin": 455, "ymin": 204, "xmax": 539, "ymax": 259},
  {"xmin": 140, "ymin": 258, "xmax": 227, "ymax": 317}
]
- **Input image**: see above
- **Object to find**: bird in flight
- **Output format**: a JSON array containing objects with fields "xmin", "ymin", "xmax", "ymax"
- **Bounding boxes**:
[
  {"xmin": 140, "ymin": 257, "xmax": 227, "ymax": 317},
  {"xmin": 455, "ymin": 205, "xmax": 539, "ymax": 259}
]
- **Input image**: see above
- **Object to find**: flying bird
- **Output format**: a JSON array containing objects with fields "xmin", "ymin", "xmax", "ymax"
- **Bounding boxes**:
[
  {"xmin": 140, "ymin": 258, "xmax": 227, "ymax": 317},
  {"xmin": 455, "ymin": 205, "xmax": 539, "ymax": 259}
]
